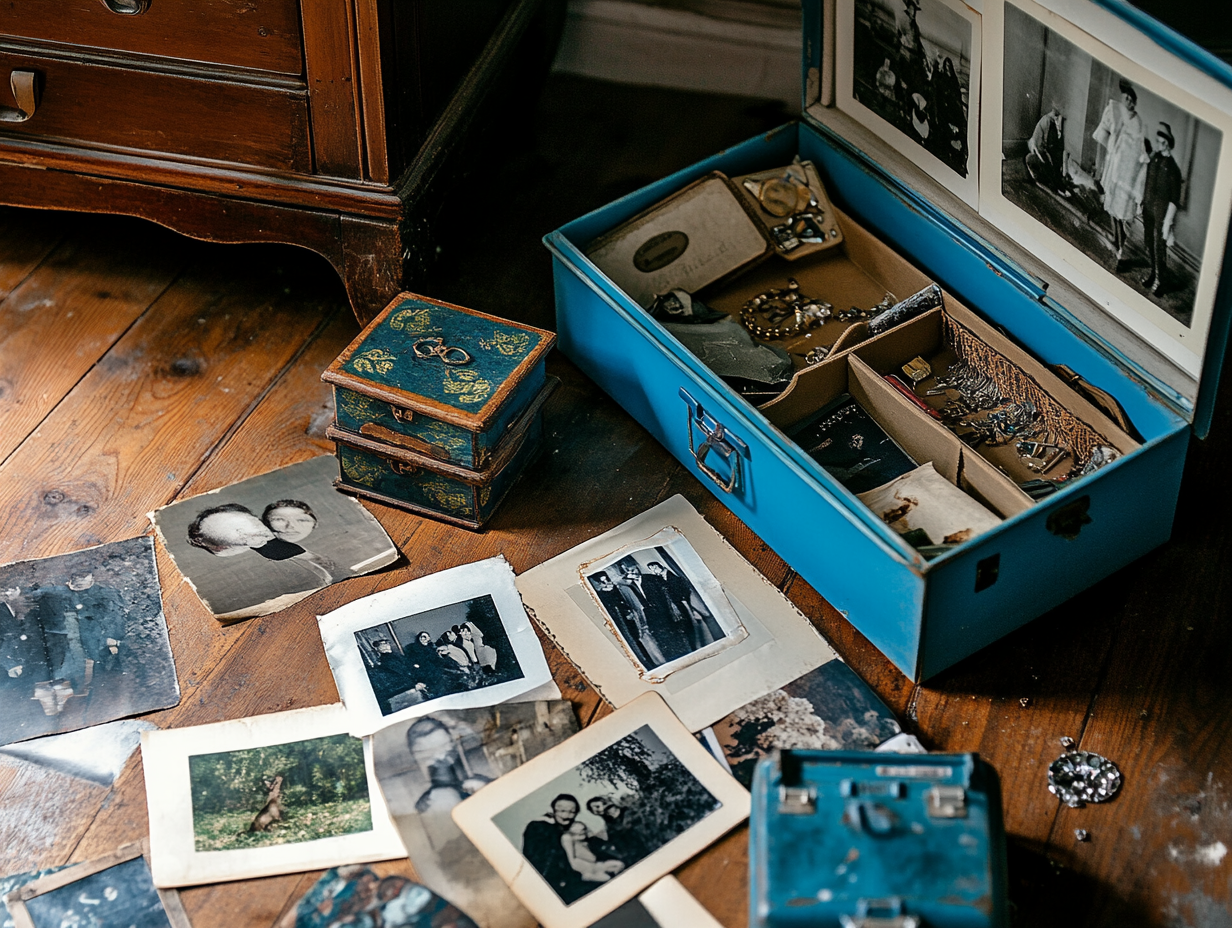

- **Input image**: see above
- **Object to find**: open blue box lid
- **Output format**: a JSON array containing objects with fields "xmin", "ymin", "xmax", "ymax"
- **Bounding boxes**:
[{"xmin": 801, "ymin": 0, "xmax": 1232, "ymax": 439}]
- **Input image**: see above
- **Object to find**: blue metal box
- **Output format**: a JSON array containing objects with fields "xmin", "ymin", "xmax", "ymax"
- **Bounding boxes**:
[
  {"xmin": 544, "ymin": 2, "xmax": 1232, "ymax": 679},
  {"xmin": 748, "ymin": 750, "xmax": 1008, "ymax": 927}
]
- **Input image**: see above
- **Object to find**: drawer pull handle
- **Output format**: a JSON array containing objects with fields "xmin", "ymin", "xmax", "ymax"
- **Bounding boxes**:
[
  {"xmin": 97, "ymin": 0, "xmax": 151, "ymax": 13},
  {"xmin": 680, "ymin": 388, "xmax": 749, "ymax": 494},
  {"xmin": 0, "ymin": 71, "xmax": 38, "ymax": 124}
]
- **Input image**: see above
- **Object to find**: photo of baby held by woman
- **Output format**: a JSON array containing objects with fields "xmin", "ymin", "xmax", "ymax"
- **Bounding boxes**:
[
  {"xmin": 354, "ymin": 593, "xmax": 523, "ymax": 716},
  {"xmin": 152, "ymin": 456, "xmax": 398, "ymax": 620}
]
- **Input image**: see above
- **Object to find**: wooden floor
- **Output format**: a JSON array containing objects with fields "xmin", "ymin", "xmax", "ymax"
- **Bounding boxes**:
[{"xmin": 0, "ymin": 75, "xmax": 1230, "ymax": 928}]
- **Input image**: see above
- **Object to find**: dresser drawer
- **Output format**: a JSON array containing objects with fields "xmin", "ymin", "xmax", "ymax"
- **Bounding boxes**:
[
  {"xmin": 0, "ymin": 51, "xmax": 310, "ymax": 172},
  {"xmin": 0, "ymin": 0, "xmax": 303, "ymax": 76}
]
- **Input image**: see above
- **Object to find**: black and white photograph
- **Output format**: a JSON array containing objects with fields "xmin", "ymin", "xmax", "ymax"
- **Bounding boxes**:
[
  {"xmin": 354, "ymin": 594, "xmax": 522, "ymax": 717},
  {"xmin": 837, "ymin": 0, "xmax": 982, "ymax": 205},
  {"xmin": 317, "ymin": 557, "xmax": 555, "ymax": 736},
  {"xmin": 4, "ymin": 843, "xmax": 191, "ymax": 928},
  {"xmin": 151, "ymin": 455, "xmax": 399, "ymax": 621},
  {"xmin": 515, "ymin": 496, "xmax": 838, "ymax": 733},
  {"xmin": 580, "ymin": 528, "xmax": 746, "ymax": 682},
  {"xmin": 372, "ymin": 702, "xmax": 579, "ymax": 928},
  {"xmin": 982, "ymin": 0, "xmax": 1232, "ymax": 375},
  {"xmin": 450, "ymin": 693, "xmax": 749, "ymax": 928},
  {"xmin": 0, "ymin": 536, "xmax": 179, "ymax": 747},
  {"xmin": 141, "ymin": 704, "xmax": 405, "ymax": 887}
]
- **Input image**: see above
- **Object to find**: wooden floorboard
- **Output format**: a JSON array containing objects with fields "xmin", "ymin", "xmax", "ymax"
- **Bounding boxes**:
[{"xmin": 0, "ymin": 73, "xmax": 1228, "ymax": 928}]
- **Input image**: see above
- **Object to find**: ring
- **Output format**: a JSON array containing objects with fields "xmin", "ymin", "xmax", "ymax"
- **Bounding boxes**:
[{"xmin": 413, "ymin": 337, "xmax": 472, "ymax": 365}]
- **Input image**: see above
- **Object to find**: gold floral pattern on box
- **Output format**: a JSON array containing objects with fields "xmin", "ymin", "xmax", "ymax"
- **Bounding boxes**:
[
  {"xmin": 478, "ymin": 330, "xmax": 531, "ymax": 357},
  {"xmin": 340, "ymin": 448, "xmax": 383, "ymax": 487},
  {"xmin": 421, "ymin": 479, "xmax": 471, "ymax": 513},
  {"xmin": 388, "ymin": 305, "xmax": 433, "ymax": 334},
  {"xmin": 348, "ymin": 348, "xmax": 398, "ymax": 376},
  {"xmin": 442, "ymin": 368, "xmax": 492, "ymax": 405}
]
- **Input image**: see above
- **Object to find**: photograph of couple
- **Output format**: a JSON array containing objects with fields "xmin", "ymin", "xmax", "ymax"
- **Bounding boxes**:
[
  {"xmin": 493, "ymin": 724, "xmax": 721, "ymax": 906},
  {"xmin": 153, "ymin": 456, "xmax": 398, "ymax": 620},
  {"xmin": 354, "ymin": 593, "xmax": 524, "ymax": 716},
  {"xmin": 584, "ymin": 538, "xmax": 742, "ymax": 679}
]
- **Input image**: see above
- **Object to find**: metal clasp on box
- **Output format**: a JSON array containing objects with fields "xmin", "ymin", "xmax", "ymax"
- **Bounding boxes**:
[
  {"xmin": 679, "ymin": 388, "xmax": 749, "ymax": 494},
  {"xmin": 839, "ymin": 898, "xmax": 920, "ymax": 928}
]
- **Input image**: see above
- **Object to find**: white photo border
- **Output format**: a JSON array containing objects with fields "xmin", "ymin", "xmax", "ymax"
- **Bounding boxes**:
[
  {"xmin": 141, "ymin": 704, "xmax": 406, "ymax": 888},
  {"xmin": 978, "ymin": 0, "xmax": 1232, "ymax": 378},
  {"xmin": 580, "ymin": 527, "xmax": 748, "ymax": 683},
  {"xmin": 836, "ymin": 0, "xmax": 983, "ymax": 207},
  {"xmin": 316, "ymin": 556, "xmax": 556, "ymax": 736},
  {"xmin": 450, "ymin": 692, "xmax": 750, "ymax": 928}
]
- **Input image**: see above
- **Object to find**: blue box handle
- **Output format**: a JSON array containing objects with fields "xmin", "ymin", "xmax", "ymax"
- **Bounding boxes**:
[{"xmin": 680, "ymin": 388, "xmax": 750, "ymax": 494}]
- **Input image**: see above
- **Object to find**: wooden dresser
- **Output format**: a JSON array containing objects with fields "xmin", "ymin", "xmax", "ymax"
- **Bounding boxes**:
[{"xmin": 0, "ymin": 0, "xmax": 560, "ymax": 322}]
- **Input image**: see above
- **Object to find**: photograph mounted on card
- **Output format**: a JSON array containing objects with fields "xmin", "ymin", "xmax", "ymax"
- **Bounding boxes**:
[
  {"xmin": 584, "ymin": 173, "xmax": 772, "ymax": 309},
  {"xmin": 141, "ymin": 704, "xmax": 405, "ymax": 887},
  {"xmin": 450, "ymin": 693, "xmax": 749, "ymax": 928},
  {"xmin": 0, "ymin": 536, "xmax": 178, "ymax": 747},
  {"xmin": 516, "ymin": 496, "xmax": 838, "ymax": 732},
  {"xmin": 372, "ymin": 701, "xmax": 579, "ymax": 928},
  {"xmin": 836, "ymin": 0, "xmax": 983, "ymax": 207},
  {"xmin": 580, "ymin": 527, "xmax": 747, "ymax": 684},
  {"xmin": 277, "ymin": 866, "xmax": 479, "ymax": 928},
  {"xmin": 317, "ymin": 557, "xmax": 555, "ymax": 736},
  {"xmin": 151, "ymin": 455, "xmax": 399, "ymax": 622},
  {"xmin": 4, "ymin": 842, "xmax": 190, "ymax": 928},
  {"xmin": 980, "ymin": 0, "xmax": 1232, "ymax": 378}
]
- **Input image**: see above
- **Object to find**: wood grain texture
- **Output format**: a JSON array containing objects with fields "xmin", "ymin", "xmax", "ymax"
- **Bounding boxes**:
[{"xmin": 300, "ymin": 0, "xmax": 364, "ymax": 178}]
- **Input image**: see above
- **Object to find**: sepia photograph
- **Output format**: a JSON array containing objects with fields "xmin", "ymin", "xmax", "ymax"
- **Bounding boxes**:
[
  {"xmin": 318, "ymin": 557, "xmax": 555, "ymax": 736},
  {"xmin": 0, "ymin": 536, "xmax": 179, "ymax": 746},
  {"xmin": 5, "ymin": 843, "xmax": 190, "ymax": 928},
  {"xmin": 711, "ymin": 660, "xmax": 903, "ymax": 788},
  {"xmin": 142, "ymin": 704, "xmax": 405, "ymax": 887},
  {"xmin": 515, "ymin": 496, "xmax": 838, "ymax": 732},
  {"xmin": 451, "ymin": 693, "xmax": 750, "ymax": 928},
  {"xmin": 581, "ymin": 528, "xmax": 747, "ymax": 682},
  {"xmin": 372, "ymin": 702, "xmax": 579, "ymax": 928},
  {"xmin": 981, "ymin": 0, "xmax": 1232, "ymax": 375},
  {"xmin": 152, "ymin": 455, "xmax": 399, "ymax": 622},
  {"xmin": 276, "ymin": 866, "xmax": 479, "ymax": 928},
  {"xmin": 837, "ymin": 0, "xmax": 982, "ymax": 205}
]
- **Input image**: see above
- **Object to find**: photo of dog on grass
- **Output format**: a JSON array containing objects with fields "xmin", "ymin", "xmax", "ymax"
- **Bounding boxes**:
[{"xmin": 188, "ymin": 733, "xmax": 373, "ymax": 853}]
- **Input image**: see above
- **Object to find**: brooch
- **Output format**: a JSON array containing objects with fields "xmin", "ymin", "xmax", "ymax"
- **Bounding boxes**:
[{"xmin": 740, "ymin": 279, "xmax": 832, "ymax": 340}]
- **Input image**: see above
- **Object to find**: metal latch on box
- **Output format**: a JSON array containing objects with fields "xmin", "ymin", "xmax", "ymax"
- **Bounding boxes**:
[
  {"xmin": 925, "ymin": 784, "xmax": 968, "ymax": 818},
  {"xmin": 777, "ymin": 750, "xmax": 816, "ymax": 814},
  {"xmin": 839, "ymin": 898, "xmax": 921, "ymax": 928},
  {"xmin": 680, "ymin": 388, "xmax": 749, "ymax": 494}
]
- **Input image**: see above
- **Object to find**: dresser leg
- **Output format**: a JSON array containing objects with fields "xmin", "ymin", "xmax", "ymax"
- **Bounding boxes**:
[{"xmin": 340, "ymin": 216, "xmax": 410, "ymax": 325}]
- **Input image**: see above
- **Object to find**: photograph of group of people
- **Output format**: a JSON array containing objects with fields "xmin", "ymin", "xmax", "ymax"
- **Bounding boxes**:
[
  {"xmin": 355, "ymin": 594, "xmax": 522, "ymax": 716},
  {"xmin": 998, "ymin": 1, "xmax": 1222, "ymax": 331},
  {"xmin": 492, "ymin": 724, "xmax": 721, "ymax": 906},
  {"xmin": 844, "ymin": 0, "xmax": 980, "ymax": 197},
  {"xmin": 584, "ymin": 539, "xmax": 739, "ymax": 679},
  {"xmin": 0, "ymin": 537, "xmax": 177, "ymax": 743},
  {"xmin": 154, "ymin": 456, "xmax": 398, "ymax": 620}
]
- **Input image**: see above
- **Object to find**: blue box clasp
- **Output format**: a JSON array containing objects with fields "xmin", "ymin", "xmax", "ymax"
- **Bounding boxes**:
[{"xmin": 680, "ymin": 388, "xmax": 749, "ymax": 494}]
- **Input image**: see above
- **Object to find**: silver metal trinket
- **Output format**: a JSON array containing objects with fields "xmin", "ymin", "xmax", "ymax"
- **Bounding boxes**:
[{"xmin": 1047, "ymin": 737, "xmax": 1122, "ymax": 808}]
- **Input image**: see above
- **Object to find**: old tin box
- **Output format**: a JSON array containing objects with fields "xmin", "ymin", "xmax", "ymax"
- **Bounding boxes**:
[
  {"xmin": 328, "ymin": 376, "xmax": 557, "ymax": 530},
  {"xmin": 323, "ymin": 292, "xmax": 555, "ymax": 468},
  {"xmin": 749, "ymin": 750, "xmax": 1008, "ymax": 927},
  {"xmin": 544, "ymin": 1, "xmax": 1232, "ymax": 679}
]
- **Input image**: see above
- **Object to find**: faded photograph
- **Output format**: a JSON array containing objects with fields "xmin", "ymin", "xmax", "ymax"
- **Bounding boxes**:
[
  {"xmin": 188, "ymin": 734, "xmax": 372, "ymax": 852},
  {"xmin": 277, "ymin": 866, "xmax": 478, "ymax": 928},
  {"xmin": 852, "ymin": 0, "xmax": 975, "ymax": 178},
  {"xmin": 1000, "ymin": 1, "xmax": 1222, "ymax": 327},
  {"xmin": 583, "ymin": 533, "xmax": 744, "ymax": 680},
  {"xmin": 153, "ymin": 455, "xmax": 399, "ymax": 620},
  {"xmin": 0, "ymin": 536, "xmax": 178, "ymax": 746},
  {"xmin": 492, "ymin": 725, "xmax": 721, "ymax": 906},
  {"xmin": 372, "ymin": 702, "xmax": 579, "ymax": 928},
  {"xmin": 712, "ymin": 660, "xmax": 903, "ymax": 788},
  {"xmin": 355, "ymin": 594, "xmax": 524, "ymax": 717},
  {"xmin": 20, "ymin": 857, "xmax": 172, "ymax": 928}
]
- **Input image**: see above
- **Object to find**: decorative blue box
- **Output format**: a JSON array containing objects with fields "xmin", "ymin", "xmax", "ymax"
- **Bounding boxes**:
[
  {"xmin": 748, "ymin": 750, "xmax": 1008, "ymax": 927},
  {"xmin": 545, "ymin": 1, "xmax": 1232, "ymax": 679}
]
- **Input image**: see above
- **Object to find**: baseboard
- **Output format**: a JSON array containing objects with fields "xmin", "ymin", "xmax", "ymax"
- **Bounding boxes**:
[{"xmin": 551, "ymin": 0, "xmax": 802, "ymax": 106}]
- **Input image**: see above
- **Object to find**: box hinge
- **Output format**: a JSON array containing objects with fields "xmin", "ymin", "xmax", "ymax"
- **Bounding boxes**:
[{"xmin": 925, "ymin": 784, "xmax": 968, "ymax": 818}]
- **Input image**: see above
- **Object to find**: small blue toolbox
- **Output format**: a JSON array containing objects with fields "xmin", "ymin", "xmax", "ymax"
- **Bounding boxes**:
[
  {"xmin": 749, "ymin": 750, "xmax": 1008, "ymax": 927},
  {"xmin": 545, "ymin": 0, "xmax": 1232, "ymax": 679}
]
